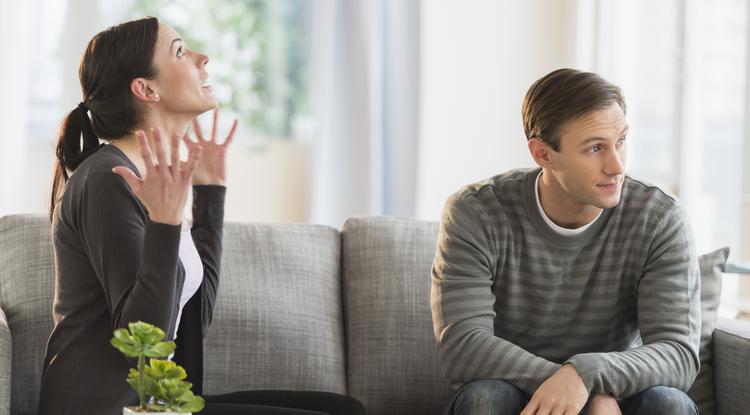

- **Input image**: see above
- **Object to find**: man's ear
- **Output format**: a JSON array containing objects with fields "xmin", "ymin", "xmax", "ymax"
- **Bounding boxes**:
[
  {"xmin": 130, "ymin": 78, "xmax": 160, "ymax": 103},
  {"xmin": 528, "ymin": 137, "xmax": 554, "ymax": 168}
]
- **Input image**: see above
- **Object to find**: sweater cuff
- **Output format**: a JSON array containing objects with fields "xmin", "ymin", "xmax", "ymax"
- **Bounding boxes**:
[
  {"xmin": 142, "ymin": 220, "xmax": 181, "ymax": 270},
  {"xmin": 192, "ymin": 185, "xmax": 226, "ymax": 227},
  {"xmin": 566, "ymin": 353, "xmax": 607, "ymax": 393}
]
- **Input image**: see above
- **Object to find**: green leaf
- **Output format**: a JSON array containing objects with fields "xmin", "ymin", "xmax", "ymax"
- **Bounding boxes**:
[
  {"xmin": 165, "ymin": 365, "xmax": 186, "ymax": 380},
  {"xmin": 113, "ymin": 328, "xmax": 136, "ymax": 345},
  {"xmin": 126, "ymin": 377, "xmax": 139, "ymax": 392},
  {"xmin": 129, "ymin": 321, "xmax": 166, "ymax": 346},
  {"xmin": 178, "ymin": 394, "xmax": 206, "ymax": 412},
  {"xmin": 111, "ymin": 337, "xmax": 139, "ymax": 358},
  {"xmin": 144, "ymin": 341, "xmax": 176, "ymax": 358},
  {"xmin": 144, "ymin": 359, "xmax": 187, "ymax": 380}
]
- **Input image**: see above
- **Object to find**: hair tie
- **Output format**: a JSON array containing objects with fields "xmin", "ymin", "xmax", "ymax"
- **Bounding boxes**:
[{"xmin": 75, "ymin": 101, "xmax": 100, "ymax": 153}]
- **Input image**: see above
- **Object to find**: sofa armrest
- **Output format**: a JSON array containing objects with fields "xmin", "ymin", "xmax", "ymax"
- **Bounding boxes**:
[
  {"xmin": 714, "ymin": 317, "xmax": 750, "ymax": 415},
  {"xmin": 0, "ymin": 307, "xmax": 10, "ymax": 415}
]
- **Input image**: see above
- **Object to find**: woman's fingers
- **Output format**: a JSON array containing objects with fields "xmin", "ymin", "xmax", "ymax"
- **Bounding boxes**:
[
  {"xmin": 111, "ymin": 166, "xmax": 143, "ymax": 194},
  {"xmin": 150, "ymin": 128, "xmax": 170, "ymax": 180},
  {"xmin": 211, "ymin": 107, "xmax": 219, "ymax": 141},
  {"xmin": 136, "ymin": 131, "xmax": 156, "ymax": 175},
  {"xmin": 223, "ymin": 119, "xmax": 239, "ymax": 147},
  {"xmin": 182, "ymin": 143, "xmax": 203, "ymax": 181},
  {"xmin": 191, "ymin": 117, "xmax": 205, "ymax": 141},
  {"xmin": 182, "ymin": 133, "xmax": 199, "ymax": 153},
  {"xmin": 170, "ymin": 133, "xmax": 180, "ymax": 181}
]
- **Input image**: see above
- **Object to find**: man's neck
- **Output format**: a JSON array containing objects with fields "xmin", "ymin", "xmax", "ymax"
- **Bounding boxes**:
[{"xmin": 538, "ymin": 170, "xmax": 602, "ymax": 229}]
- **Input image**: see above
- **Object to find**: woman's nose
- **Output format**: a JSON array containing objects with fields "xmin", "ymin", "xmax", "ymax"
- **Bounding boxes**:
[{"xmin": 195, "ymin": 51, "xmax": 209, "ymax": 68}]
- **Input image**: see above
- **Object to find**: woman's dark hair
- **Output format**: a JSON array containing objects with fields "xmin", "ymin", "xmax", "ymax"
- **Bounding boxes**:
[
  {"xmin": 522, "ymin": 68, "xmax": 626, "ymax": 151},
  {"xmin": 50, "ymin": 17, "xmax": 160, "ymax": 221}
]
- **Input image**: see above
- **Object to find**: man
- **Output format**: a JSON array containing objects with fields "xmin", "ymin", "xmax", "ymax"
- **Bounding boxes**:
[{"xmin": 431, "ymin": 68, "xmax": 700, "ymax": 415}]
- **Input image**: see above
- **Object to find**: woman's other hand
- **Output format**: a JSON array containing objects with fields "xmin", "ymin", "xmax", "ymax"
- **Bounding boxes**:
[
  {"xmin": 112, "ymin": 128, "xmax": 202, "ymax": 225},
  {"xmin": 189, "ymin": 108, "xmax": 238, "ymax": 186}
]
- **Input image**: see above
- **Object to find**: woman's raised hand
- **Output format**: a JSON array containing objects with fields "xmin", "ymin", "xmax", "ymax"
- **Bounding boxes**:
[
  {"xmin": 189, "ymin": 108, "xmax": 238, "ymax": 186},
  {"xmin": 112, "ymin": 128, "xmax": 203, "ymax": 225}
]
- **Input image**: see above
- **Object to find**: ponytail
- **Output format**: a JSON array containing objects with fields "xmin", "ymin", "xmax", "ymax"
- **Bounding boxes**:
[
  {"xmin": 49, "ymin": 16, "xmax": 159, "ymax": 222},
  {"xmin": 49, "ymin": 102, "xmax": 103, "ymax": 221}
]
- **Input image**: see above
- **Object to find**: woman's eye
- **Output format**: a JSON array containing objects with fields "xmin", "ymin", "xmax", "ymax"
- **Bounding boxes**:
[{"xmin": 176, "ymin": 47, "xmax": 185, "ymax": 57}]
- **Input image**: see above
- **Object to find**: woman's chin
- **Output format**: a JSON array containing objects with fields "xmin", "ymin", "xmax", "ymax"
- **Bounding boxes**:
[{"xmin": 199, "ymin": 100, "xmax": 218, "ymax": 113}]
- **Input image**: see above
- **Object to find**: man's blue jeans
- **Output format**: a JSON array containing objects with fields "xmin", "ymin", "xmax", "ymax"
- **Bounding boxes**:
[{"xmin": 447, "ymin": 379, "xmax": 698, "ymax": 415}]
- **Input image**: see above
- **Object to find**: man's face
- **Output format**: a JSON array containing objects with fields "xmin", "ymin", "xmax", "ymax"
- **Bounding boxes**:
[{"xmin": 547, "ymin": 103, "xmax": 629, "ymax": 209}]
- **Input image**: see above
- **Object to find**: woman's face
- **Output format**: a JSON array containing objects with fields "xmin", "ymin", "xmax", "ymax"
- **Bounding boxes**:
[{"xmin": 149, "ymin": 23, "xmax": 216, "ymax": 115}]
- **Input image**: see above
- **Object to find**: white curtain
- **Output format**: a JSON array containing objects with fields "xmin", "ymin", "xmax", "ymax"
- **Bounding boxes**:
[{"xmin": 309, "ymin": 0, "xmax": 421, "ymax": 228}]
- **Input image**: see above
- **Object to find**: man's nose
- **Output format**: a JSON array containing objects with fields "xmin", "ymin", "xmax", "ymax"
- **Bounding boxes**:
[{"xmin": 604, "ymin": 149, "xmax": 625, "ymax": 176}]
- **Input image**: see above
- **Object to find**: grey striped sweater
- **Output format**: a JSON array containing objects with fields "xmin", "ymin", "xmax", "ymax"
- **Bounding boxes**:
[{"xmin": 430, "ymin": 168, "xmax": 701, "ymax": 398}]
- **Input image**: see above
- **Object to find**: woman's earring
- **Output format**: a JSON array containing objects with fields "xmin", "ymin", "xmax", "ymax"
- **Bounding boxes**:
[{"xmin": 154, "ymin": 94, "xmax": 160, "ymax": 101}]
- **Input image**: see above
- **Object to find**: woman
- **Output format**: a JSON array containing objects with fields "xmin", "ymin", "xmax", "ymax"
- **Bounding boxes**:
[{"xmin": 41, "ymin": 17, "xmax": 364, "ymax": 415}]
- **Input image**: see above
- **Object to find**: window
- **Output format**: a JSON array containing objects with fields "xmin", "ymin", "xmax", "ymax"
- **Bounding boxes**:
[
  {"xmin": 589, "ymin": 0, "xmax": 749, "ymax": 318},
  {"xmin": 126, "ymin": 0, "xmax": 312, "ymax": 140}
]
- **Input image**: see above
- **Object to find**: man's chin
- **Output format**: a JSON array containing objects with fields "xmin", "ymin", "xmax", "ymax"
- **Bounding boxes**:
[{"xmin": 594, "ymin": 194, "xmax": 621, "ymax": 209}]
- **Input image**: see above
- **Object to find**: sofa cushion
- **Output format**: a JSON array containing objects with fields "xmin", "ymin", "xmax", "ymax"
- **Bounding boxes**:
[
  {"xmin": 341, "ymin": 217, "xmax": 452, "ymax": 415},
  {"xmin": 0, "ymin": 214, "xmax": 55, "ymax": 415},
  {"xmin": 688, "ymin": 247, "xmax": 729, "ymax": 415},
  {"xmin": 203, "ymin": 222, "xmax": 347, "ymax": 395}
]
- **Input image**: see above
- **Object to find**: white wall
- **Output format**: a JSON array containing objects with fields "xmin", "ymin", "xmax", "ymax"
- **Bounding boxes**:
[
  {"xmin": 416, "ymin": 0, "xmax": 579, "ymax": 220},
  {"xmin": 0, "ymin": 3, "xmax": 31, "ymax": 215}
]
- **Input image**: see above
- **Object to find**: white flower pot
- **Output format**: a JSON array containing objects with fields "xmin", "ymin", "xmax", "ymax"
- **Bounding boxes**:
[{"xmin": 123, "ymin": 407, "xmax": 186, "ymax": 415}]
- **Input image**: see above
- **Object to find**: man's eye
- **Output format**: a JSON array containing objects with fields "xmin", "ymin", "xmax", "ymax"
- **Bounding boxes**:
[
  {"xmin": 176, "ymin": 47, "xmax": 185, "ymax": 57},
  {"xmin": 617, "ymin": 136, "xmax": 627, "ymax": 145},
  {"xmin": 590, "ymin": 145, "xmax": 603, "ymax": 153}
]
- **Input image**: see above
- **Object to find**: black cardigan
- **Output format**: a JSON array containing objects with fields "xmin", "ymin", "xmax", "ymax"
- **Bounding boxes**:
[{"xmin": 39, "ymin": 144, "xmax": 224, "ymax": 414}]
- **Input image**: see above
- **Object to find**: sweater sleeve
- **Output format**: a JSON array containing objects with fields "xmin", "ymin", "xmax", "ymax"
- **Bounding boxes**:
[
  {"xmin": 79, "ymin": 172, "xmax": 182, "ymax": 335},
  {"xmin": 566, "ymin": 204, "xmax": 701, "ymax": 397},
  {"xmin": 431, "ymin": 192, "xmax": 561, "ymax": 394},
  {"xmin": 190, "ymin": 185, "xmax": 226, "ymax": 332}
]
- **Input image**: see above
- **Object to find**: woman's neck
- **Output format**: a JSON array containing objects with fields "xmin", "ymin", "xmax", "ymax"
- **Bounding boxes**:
[
  {"xmin": 133, "ymin": 111, "xmax": 192, "ymax": 142},
  {"xmin": 110, "ymin": 112, "xmax": 192, "ymax": 176}
]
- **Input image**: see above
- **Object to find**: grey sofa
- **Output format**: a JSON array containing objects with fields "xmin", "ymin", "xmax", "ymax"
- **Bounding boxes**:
[{"xmin": 0, "ymin": 214, "xmax": 749, "ymax": 415}]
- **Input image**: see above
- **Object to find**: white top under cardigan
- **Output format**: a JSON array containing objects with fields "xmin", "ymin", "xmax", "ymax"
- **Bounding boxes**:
[{"xmin": 175, "ymin": 220, "xmax": 204, "ymax": 338}]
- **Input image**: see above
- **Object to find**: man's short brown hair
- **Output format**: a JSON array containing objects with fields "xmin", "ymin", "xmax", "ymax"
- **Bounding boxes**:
[{"xmin": 522, "ymin": 68, "xmax": 626, "ymax": 151}]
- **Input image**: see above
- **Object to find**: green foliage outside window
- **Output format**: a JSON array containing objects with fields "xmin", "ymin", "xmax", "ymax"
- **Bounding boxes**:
[{"xmin": 130, "ymin": 0, "xmax": 310, "ymax": 139}]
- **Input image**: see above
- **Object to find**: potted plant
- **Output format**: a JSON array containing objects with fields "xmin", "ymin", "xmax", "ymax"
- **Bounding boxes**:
[{"xmin": 111, "ymin": 321, "xmax": 205, "ymax": 414}]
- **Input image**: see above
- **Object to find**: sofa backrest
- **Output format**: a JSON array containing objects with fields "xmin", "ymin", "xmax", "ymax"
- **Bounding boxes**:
[
  {"xmin": 0, "ymin": 215, "xmax": 451, "ymax": 415},
  {"xmin": 204, "ymin": 222, "xmax": 347, "ymax": 395},
  {"xmin": 341, "ymin": 217, "xmax": 452, "ymax": 414}
]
